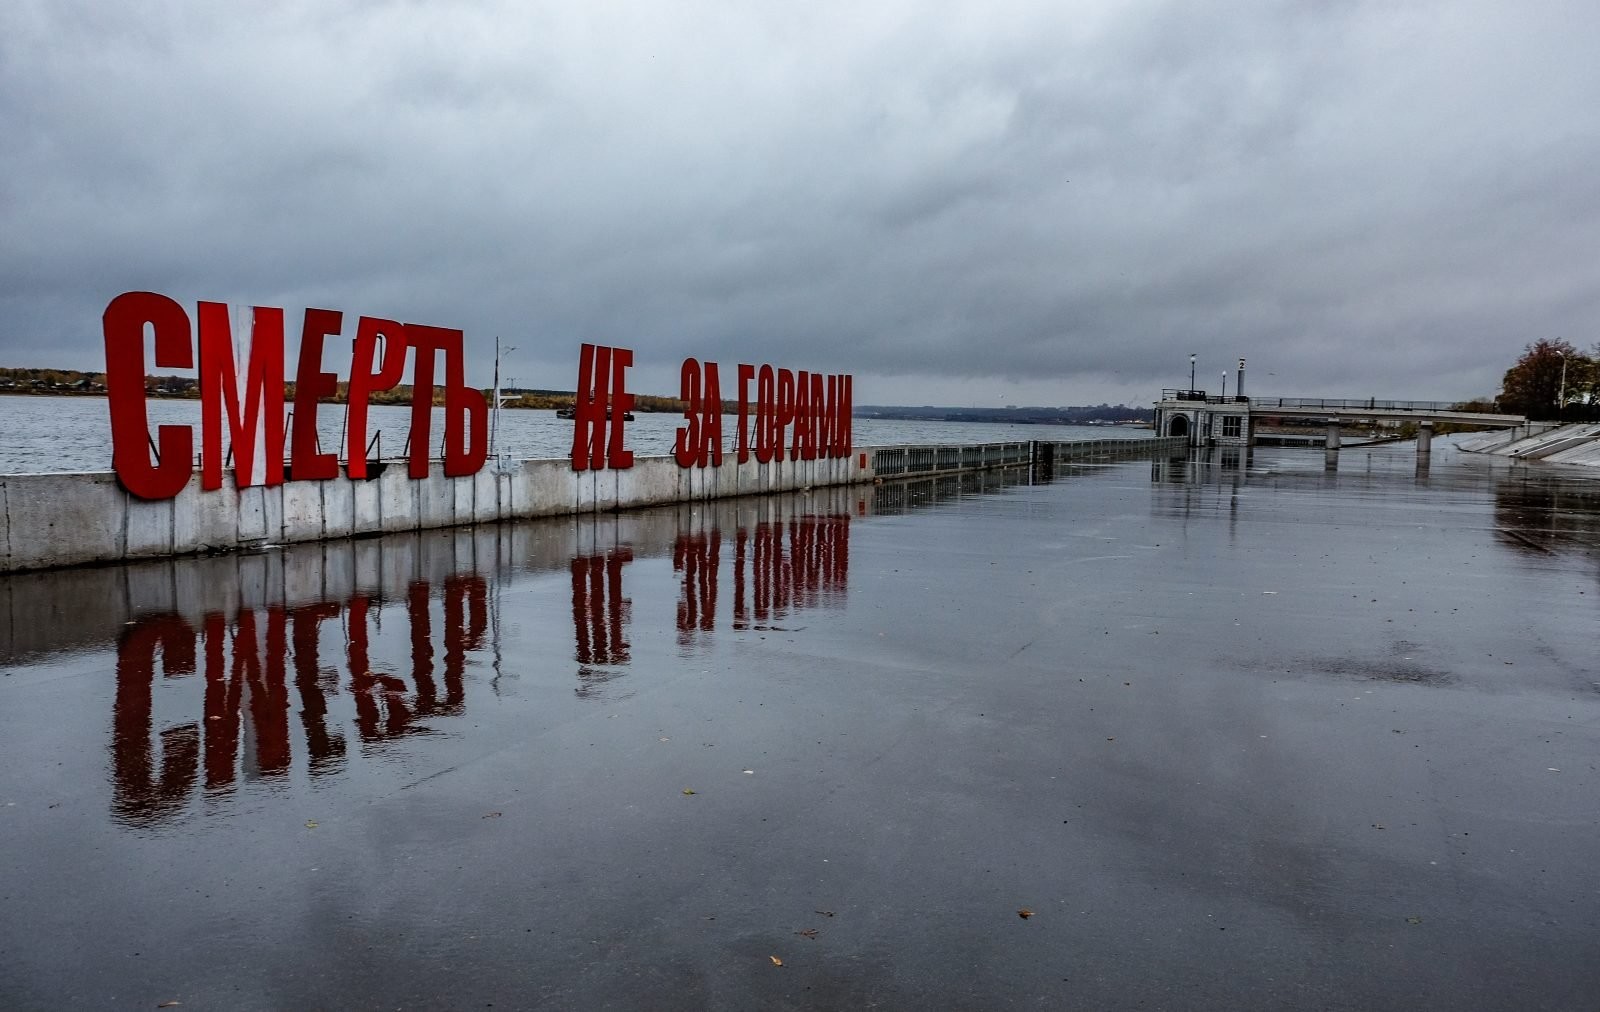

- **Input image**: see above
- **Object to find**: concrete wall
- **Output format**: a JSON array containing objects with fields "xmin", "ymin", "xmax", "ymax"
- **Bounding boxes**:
[
  {"xmin": 0, "ymin": 487, "xmax": 866, "ymax": 663},
  {"xmin": 0, "ymin": 450, "xmax": 875, "ymax": 573},
  {"xmin": 0, "ymin": 437, "xmax": 1176, "ymax": 573},
  {"xmin": 1459, "ymin": 422, "xmax": 1600, "ymax": 465}
]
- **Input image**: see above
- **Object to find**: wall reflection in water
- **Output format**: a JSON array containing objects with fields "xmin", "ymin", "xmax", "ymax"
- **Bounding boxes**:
[
  {"xmin": 572, "ymin": 547, "xmax": 633, "ymax": 696},
  {"xmin": 0, "ymin": 474, "xmax": 1075, "ymax": 829},
  {"xmin": 1148, "ymin": 444, "xmax": 1600, "ymax": 573},
  {"xmin": 1492, "ymin": 469, "xmax": 1600, "ymax": 560},
  {"xmin": 94, "ymin": 491, "xmax": 863, "ymax": 827},
  {"xmin": 112, "ymin": 576, "xmax": 487, "ymax": 825}
]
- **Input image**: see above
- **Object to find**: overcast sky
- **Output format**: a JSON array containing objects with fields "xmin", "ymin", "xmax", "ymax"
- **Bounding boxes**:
[{"xmin": 3, "ymin": 1, "xmax": 1597, "ymax": 407}]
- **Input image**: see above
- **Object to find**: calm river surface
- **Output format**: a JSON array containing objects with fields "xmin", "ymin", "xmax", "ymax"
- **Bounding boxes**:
[
  {"xmin": 1, "ymin": 439, "xmax": 1596, "ymax": 1009},
  {"xmin": 0, "ymin": 395, "xmax": 1144, "ymax": 473}
]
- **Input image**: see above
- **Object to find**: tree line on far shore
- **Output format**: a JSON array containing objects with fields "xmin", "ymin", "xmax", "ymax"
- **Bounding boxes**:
[
  {"xmin": 0, "ymin": 366, "xmax": 686, "ymax": 412},
  {"xmin": 1496, "ymin": 340, "xmax": 1600, "ymax": 421},
  {"xmin": 8, "ymin": 348, "xmax": 1595, "ymax": 421}
]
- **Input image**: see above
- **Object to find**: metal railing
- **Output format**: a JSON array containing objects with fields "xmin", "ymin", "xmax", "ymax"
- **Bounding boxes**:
[
  {"xmin": 1159, "ymin": 391, "xmax": 1507, "ymax": 414},
  {"xmin": 1049, "ymin": 436, "xmax": 1187, "ymax": 460},
  {"xmin": 1248, "ymin": 397, "xmax": 1500, "ymax": 413},
  {"xmin": 872, "ymin": 437, "xmax": 1185, "ymax": 479},
  {"xmin": 872, "ymin": 441, "xmax": 1033, "ymax": 477},
  {"xmin": 1161, "ymin": 389, "xmax": 1249, "ymax": 404}
]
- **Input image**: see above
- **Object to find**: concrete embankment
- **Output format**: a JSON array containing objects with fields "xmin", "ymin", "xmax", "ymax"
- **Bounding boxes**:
[
  {"xmin": 1458, "ymin": 422, "xmax": 1600, "ymax": 464},
  {"xmin": 0, "ymin": 436, "xmax": 1185, "ymax": 573}
]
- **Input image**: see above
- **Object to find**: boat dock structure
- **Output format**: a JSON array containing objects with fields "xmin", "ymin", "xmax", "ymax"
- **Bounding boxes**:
[{"xmin": 1154, "ymin": 390, "xmax": 1525, "ymax": 456}]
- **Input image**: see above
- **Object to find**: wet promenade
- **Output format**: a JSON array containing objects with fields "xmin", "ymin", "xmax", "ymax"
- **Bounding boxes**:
[{"xmin": 2, "ymin": 441, "xmax": 1598, "ymax": 1009}]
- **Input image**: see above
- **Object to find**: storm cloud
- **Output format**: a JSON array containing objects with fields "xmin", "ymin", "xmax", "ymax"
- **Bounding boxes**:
[{"xmin": 3, "ymin": 0, "xmax": 1597, "ymax": 405}]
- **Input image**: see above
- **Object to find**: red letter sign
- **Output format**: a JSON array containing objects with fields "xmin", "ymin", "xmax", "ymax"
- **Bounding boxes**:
[
  {"xmin": 198, "ymin": 303, "xmax": 286, "ymax": 490},
  {"xmin": 290, "ymin": 309, "xmax": 343, "ymax": 481},
  {"xmin": 104, "ymin": 292, "xmax": 195, "ymax": 500},
  {"xmin": 571, "ymin": 344, "xmax": 634, "ymax": 471},
  {"xmin": 345, "ymin": 317, "xmax": 408, "ymax": 479}
]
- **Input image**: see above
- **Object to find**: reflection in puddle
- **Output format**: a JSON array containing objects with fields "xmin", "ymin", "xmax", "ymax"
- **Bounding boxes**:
[
  {"xmin": 572, "ymin": 548, "xmax": 633, "ymax": 695},
  {"xmin": 93, "ymin": 491, "xmax": 868, "ymax": 828},
  {"xmin": 112, "ymin": 575, "xmax": 489, "ymax": 826},
  {"xmin": 1493, "ymin": 468, "xmax": 1600, "ymax": 559},
  {"xmin": 6, "ymin": 470, "xmax": 1071, "ymax": 831}
]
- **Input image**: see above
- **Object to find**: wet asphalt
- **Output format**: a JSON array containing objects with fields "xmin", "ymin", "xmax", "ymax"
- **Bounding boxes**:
[{"xmin": 1, "ymin": 440, "xmax": 1598, "ymax": 1010}]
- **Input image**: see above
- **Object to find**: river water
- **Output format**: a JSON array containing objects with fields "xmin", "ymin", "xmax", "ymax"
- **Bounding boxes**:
[
  {"xmin": 0, "ymin": 395, "xmax": 1145, "ymax": 473},
  {"xmin": 1, "ymin": 438, "xmax": 1597, "ymax": 1008}
]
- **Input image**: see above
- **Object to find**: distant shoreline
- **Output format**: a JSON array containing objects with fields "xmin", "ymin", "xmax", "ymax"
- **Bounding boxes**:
[{"xmin": 0, "ymin": 388, "xmax": 1154, "ymax": 423}]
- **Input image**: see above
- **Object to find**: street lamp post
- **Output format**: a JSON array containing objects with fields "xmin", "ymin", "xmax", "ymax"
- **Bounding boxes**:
[
  {"xmin": 1189, "ymin": 353, "xmax": 1196, "ymax": 395},
  {"xmin": 1221, "ymin": 372, "xmax": 1227, "ymax": 401},
  {"xmin": 492, "ymin": 337, "xmax": 517, "ymax": 460},
  {"xmin": 1556, "ymin": 350, "xmax": 1567, "ymax": 413}
]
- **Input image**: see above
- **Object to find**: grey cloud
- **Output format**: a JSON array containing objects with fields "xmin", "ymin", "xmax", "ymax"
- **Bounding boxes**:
[{"xmin": 2, "ymin": 0, "xmax": 1598, "ymax": 407}]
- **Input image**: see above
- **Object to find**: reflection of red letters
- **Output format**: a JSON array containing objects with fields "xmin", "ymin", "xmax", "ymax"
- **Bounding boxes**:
[
  {"xmin": 571, "ymin": 549, "xmax": 633, "ymax": 665},
  {"xmin": 347, "ymin": 593, "xmax": 413, "ymax": 741},
  {"xmin": 202, "ymin": 612, "xmax": 237, "ymax": 790},
  {"xmin": 674, "ymin": 530, "xmax": 720, "ymax": 643},
  {"xmin": 732, "ymin": 514, "xmax": 850, "ymax": 629},
  {"xmin": 443, "ymin": 573, "xmax": 488, "ymax": 709},
  {"xmin": 104, "ymin": 292, "xmax": 195, "ymax": 500},
  {"xmin": 110, "ymin": 573, "xmax": 489, "ymax": 825},
  {"xmin": 291, "ymin": 602, "xmax": 345, "ymax": 771},
  {"xmin": 248, "ymin": 608, "xmax": 292, "ymax": 776},
  {"xmin": 112, "ymin": 615, "xmax": 199, "ymax": 825}
]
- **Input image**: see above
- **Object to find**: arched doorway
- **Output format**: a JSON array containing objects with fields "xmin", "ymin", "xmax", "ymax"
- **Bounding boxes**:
[{"xmin": 1168, "ymin": 414, "xmax": 1190, "ymax": 440}]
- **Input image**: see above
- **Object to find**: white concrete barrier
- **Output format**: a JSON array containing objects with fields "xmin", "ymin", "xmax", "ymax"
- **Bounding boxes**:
[
  {"xmin": 0, "ymin": 449, "xmax": 874, "ymax": 573},
  {"xmin": 0, "ymin": 437, "xmax": 1177, "ymax": 572}
]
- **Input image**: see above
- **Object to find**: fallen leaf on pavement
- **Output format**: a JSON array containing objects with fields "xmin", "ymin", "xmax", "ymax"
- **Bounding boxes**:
[
  {"xmin": 1018, "ymin": 908, "xmax": 1035, "ymax": 919},
  {"xmin": 482, "ymin": 812, "xmax": 501, "ymax": 819},
  {"xmin": 815, "ymin": 910, "xmax": 835, "ymax": 917},
  {"xmin": 304, "ymin": 820, "xmax": 317, "ymax": 829},
  {"xmin": 795, "ymin": 928, "xmax": 819, "ymax": 939},
  {"xmin": 682, "ymin": 789, "xmax": 696, "ymax": 795},
  {"xmin": 769, "ymin": 955, "xmax": 783, "ymax": 967}
]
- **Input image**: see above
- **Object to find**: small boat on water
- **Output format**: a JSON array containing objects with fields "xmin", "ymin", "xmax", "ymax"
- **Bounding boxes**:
[{"xmin": 554, "ymin": 407, "xmax": 633, "ymax": 421}]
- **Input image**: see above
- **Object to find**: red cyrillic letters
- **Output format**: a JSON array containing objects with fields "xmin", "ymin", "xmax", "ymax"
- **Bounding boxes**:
[
  {"xmin": 407, "ymin": 324, "xmax": 487, "ymax": 479},
  {"xmin": 198, "ymin": 302, "xmax": 284, "ymax": 491},
  {"xmin": 571, "ymin": 343, "xmax": 635, "ymax": 471},
  {"xmin": 105, "ymin": 292, "xmax": 195, "ymax": 500},
  {"xmin": 344, "ymin": 316, "xmax": 408, "ymax": 479},
  {"xmin": 102, "ymin": 293, "xmax": 489, "ymax": 499},
  {"xmin": 673, "ymin": 358, "xmax": 723, "ymax": 468},
  {"xmin": 673, "ymin": 357, "xmax": 851, "ymax": 468},
  {"xmin": 104, "ymin": 294, "xmax": 856, "ymax": 495},
  {"xmin": 291, "ymin": 309, "xmax": 343, "ymax": 481}
]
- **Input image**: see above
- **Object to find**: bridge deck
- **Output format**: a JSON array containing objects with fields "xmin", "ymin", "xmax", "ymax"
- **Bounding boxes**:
[{"xmin": 1157, "ymin": 392, "xmax": 1522, "ymax": 427}]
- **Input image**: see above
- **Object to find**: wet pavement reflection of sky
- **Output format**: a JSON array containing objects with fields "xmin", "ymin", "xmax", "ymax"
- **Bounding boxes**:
[{"xmin": 2, "ymin": 440, "xmax": 1598, "ymax": 1010}]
